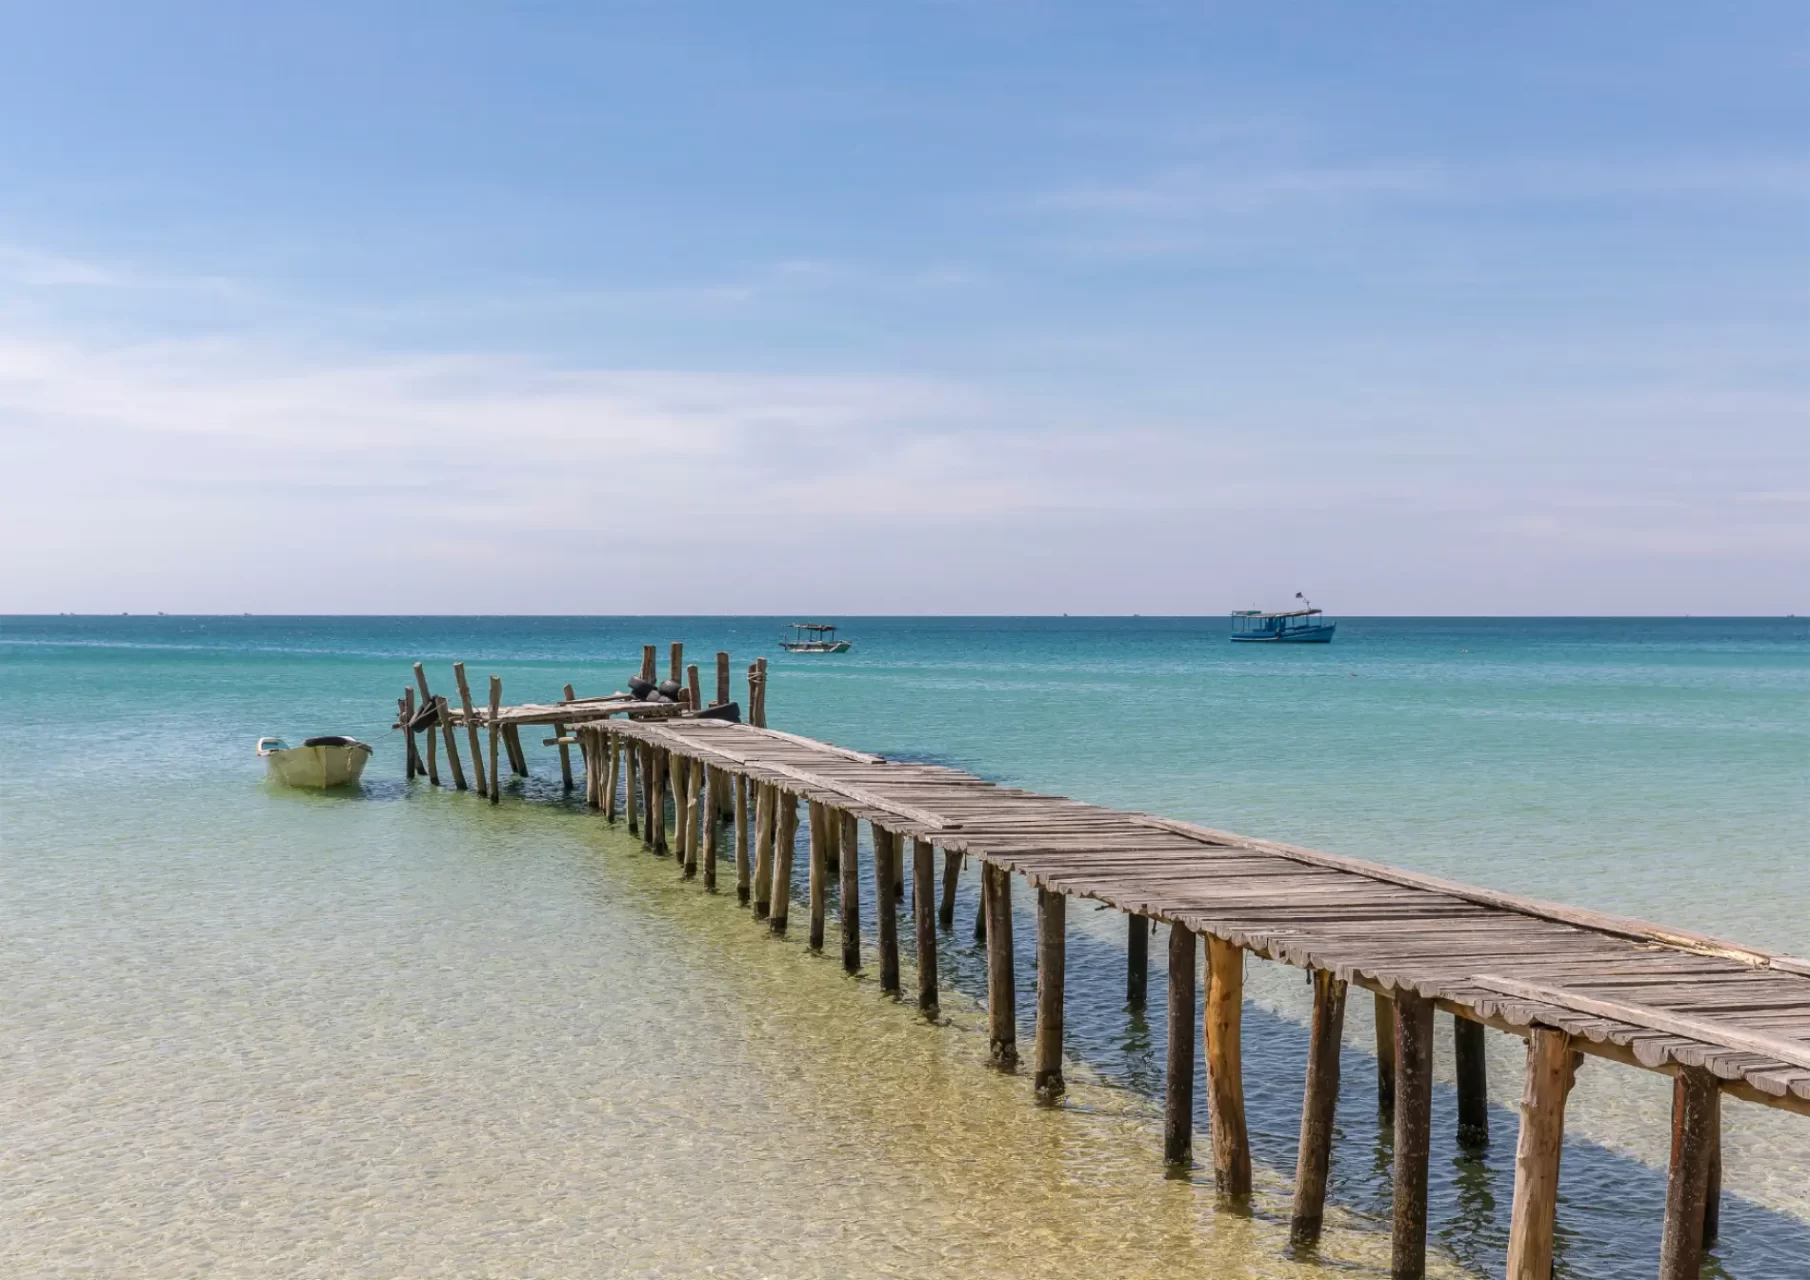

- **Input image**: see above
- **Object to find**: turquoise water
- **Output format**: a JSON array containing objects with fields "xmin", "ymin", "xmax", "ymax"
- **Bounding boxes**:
[{"xmin": 3, "ymin": 616, "xmax": 1806, "ymax": 1278}]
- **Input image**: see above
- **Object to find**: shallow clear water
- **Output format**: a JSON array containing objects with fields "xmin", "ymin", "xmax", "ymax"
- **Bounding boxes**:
[{"xmin": 2, "ymin": 616, "xmax": 1806, "ymax": 1278}]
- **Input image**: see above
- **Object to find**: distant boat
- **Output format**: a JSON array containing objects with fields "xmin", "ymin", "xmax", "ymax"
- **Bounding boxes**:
[
  {"xmin": 256, "ymin": 736, "xmax": 373, "ymax": 788},
  {"xmin": 1231, "ymin": 594, "xmax": 1336, "ymax": 643},
  {"xmin": 779, "ymin": 622, "xmax": 852, "ymax": 654}
]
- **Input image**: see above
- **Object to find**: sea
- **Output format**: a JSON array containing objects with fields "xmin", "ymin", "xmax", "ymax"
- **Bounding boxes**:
[{"xmin": 2, "ymin": 615, "xmax": 1806, "ymax": 1279}]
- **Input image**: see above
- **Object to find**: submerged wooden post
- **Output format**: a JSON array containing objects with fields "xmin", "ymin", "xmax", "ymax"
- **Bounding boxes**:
[
  {"xmin": 973, "ymin": 865, "xmax": 988, "ymax": 944},
  {"xmin": 752, "ymin": 783, "xmax": 775, "ymax": 918},
  {"xmin": 503, "ymin": 724, "xmax": 527, "ymax": 776},
  {"xmin": 650, "ymin": 750, "xmax": 668, "ymax": 854},
  {"xmin": 1660, "ymin": 1068, "xmax": 1719, "ymax": 1280},
  {"xmin": 1034, "ymin": 888, "xmax": 1066, "ymax": 1100},
  {"xmin": 1376, "ymin": 992, "xmax": 1397, "ymax": 1118},
  {"xmin": 1127, "ymin": 914, "xmax": 1149, "ymax": 1007},
  {"xmin": 1165, "ymin": 922, "xmax": 1196, "ymax": 1168},
  {"xmin": 1291, "ymin": 969, "xmax": 1348, "ymax": 1245},
  {"xmin": 770, "ymin": 790, "xmax": 796, "ymax": 934},
  {"xmin": 673, "ymin": 755, "xmax": 694, "ymax": 877},
  {"xmin": 454, "ymin": 662, "xmax": 486, "ymax": 798},
  {"xmin": 824, "ymin": 806, "xmax": 840, "ymax": 874},
  {"xmin": 984, "ymin": 863, "xmax": 1016, "ymax": 1070},
  {"xmin": 939, "ymin": 849, "xmax": 959, "ymax": 930},
  {"xmin": 486, "ymin": 677, "xmax": 502, "ymax": 804},
  {"xmin": 582, "ymin": 728, "xmax": 599, "ymax": 808},
  {"xmin": 1455, "ymin": 1013, "xmax": 1489, "ymax": 1147},
  {"xmin": 1505, "ymin": 1026, "xmax": 1574, "ymax": 1280},
  {"xmin": 401, "ymin": 688, "xmax": 421, "ymax": 778},
  {"xmin": 839, "ymin": 809, "xmax": 861, "ymax": 973},
  {"xmin": 807, "ymin": 801, "xmax": 828, "ymax": 950},
  {"xmin": 715, "ymin": 650, "xmax": 731, "ymax": 707},
  {"xmin": 1703, "ymin": 1085, "xmax": 1722, "ymax": 1246},
  {"xmin": 734, "ymin": 774, "xmax": 751, "ymax": 904},
  {"xmin": 553, "ymin": 683, "xmax": 576, "ymax": 790},
  {"xmin": 1392, "ymin": 990, "xmax": 1435, "ymax": 1280},
  {"xmin": 639, "ymin": 744, "xmax": 655, "ymax": 848},
  {"xmin": 1206, "ymin": 936, "xmax": 1252, "ymax": 1201},
  {"xmin": 873, "ymin": 826, "xmax": 900, "ymax": 993},
  {"xmin": 913, "ymin": 839, "xmax": 938, "ymax": 1017},
  {"xmin": 435, "ymin": 696, "xmax": 468, "ymax": 790},
  {"xmin": 606, "ymin": 732, "xmax": 621, "ymax": 820}
]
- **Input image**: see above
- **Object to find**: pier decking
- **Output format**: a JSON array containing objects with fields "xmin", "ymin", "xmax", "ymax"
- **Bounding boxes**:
[{"xmin": 396, "ymin": 650, "xmax": 1806, "ymax": 1280}]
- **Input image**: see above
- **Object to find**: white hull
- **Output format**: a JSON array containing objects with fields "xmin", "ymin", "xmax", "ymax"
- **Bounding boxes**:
[{"xmin": 258, "ymin": 739, "xmax": 373, "ymax": 788}]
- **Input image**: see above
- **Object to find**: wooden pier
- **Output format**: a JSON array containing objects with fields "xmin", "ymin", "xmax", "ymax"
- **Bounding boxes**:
[{"xmin": 395, "ymin": 650, "xmax": 1807, "ymax": 1280}]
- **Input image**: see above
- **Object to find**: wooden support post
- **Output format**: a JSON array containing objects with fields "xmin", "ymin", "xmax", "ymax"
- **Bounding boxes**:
[
  {"xmin": 824, "ymin": 806, "xmax": 840, "ymax": 874},
  {"xmin": 402, "ymin": 688, "xmax": 421, "ymax": 778},
  {"xmin": 873, "ymin": 826, "xmax": 900, "ymax": 993},
  {"xmin": 973, "ymin": 865, "xmax": 988, "ymax": 944},
  {"xmin": 734, "ymin": 774, "xmax": 751, "ymax": 904},
  {"xmin": 1703, "ymin": 1086, "xmax": 1722, "ymax": 1246},
  {"xmin": 1165, "ymin": 923, "xmax": 1196, "ymax": 1168},
  {"xmin": 435, "ymin": 696, "xmax": 467, "ymax": 790},
  {"xmin": 686, "ymin": 663, "xmax": 702, "ymax": 716},
  {"xmin": 838, "ymin": 809, "xmax": 861, "ymax": 973},
  {"xmin": 669, "ymin": 641, "xmax": 683, "ymax": 684},
  {"xmin": 715, "ymin": 650, "xmax": 731, "ymax": 707},
  {"xmin": 1455, "ymin": 1013, "xmax": 1489, "ymax": 1147},
  {"xmin": 650, "ymin": 751, "xmax": 668, "ymax": 854},
  {"xmin": 503, "ymin": 724, "xmax": 527, "ymax": 776},
  {"xmin": 676, "ymin": 756, "xmax": 696, "ymax": 878},
  {"xmin": 770, "ymin": 791, "xmax": 796, "ymax": 934},
  {"xmin": 412, "ymin": 664, "xmax": 441, "ymax": 786},
  {"xmin": 913, "ymin": 839, "xmax": 938, "ymax": 1017},
  {"xmin": 1391, "ymin": 990, "xmax": 1435, "ymax": 1280},
  {"xmin": 606, "ymin": 732, "xmax": 621, "ymax": 820},
  {"xmin": 1127, "ymin": 914, "xmax": 1149, "ymax": 1007},
  {"xmin": 939, "ymin": 849, "xmax": 959, "ymax": 930},
  {"xmin": 639, "ymin": 745, "xmax": 654, "ymax": 848},
  {"xmin": 755, "ymin": 656, "xmax": 768, "ymax": 726},
  {"xmin": 454, "ymin": 663, "xmax": 486, "ymax": 798},
  {"xmin": 701, "ymin": 765, "xmax": 719, "ymax": 890},
  {"xmin": 555, "ymin": 683, "xmax": 576, "ymax": 790},
  {"xmin": 486, "ymin": 677, "xmax": 502, "ymax": 804},
  {"xmin": 984, "ymin": 863, "xmax": 1016, "ymax": 1070},
  {"xmin": 1376, "ymin": 991, "xmax": 1397, "ymax": 1119},
  {"xmin": 641, "ymin": 644, "xmax": 657, "ymax": 684},
  {"xmin": 1206, "ymin": 936, "xmax": 1252, "ymax": 1202},
  {"xmin": 1505, "ymin": 1026, "xmax": 1574, "ymax": 1280},
  {"xmin": 1034, "ymin": 888, "xmax": 1066, "ymax": 1100},
  {"xmin": 1660, "ymin": 1068, "xmax": 1719, "ymax": 1280},
  {"xmin": 1291, "ymin": 969, "xmax": 1347, "ymax": 1245},
  {"xmin": 807, "ymin": 802, "xmax": 827, "ymax": 951},
  {"xmin": 624, "ymin": 740, "xmax": 639, "ymax": 834},
  {"xmin": 752, "ymin": 783, "xmax": 775, "ymax": 918},
  {"xmin": 582, "ymin": 729, "xmax": 599, "ymax": 809}
]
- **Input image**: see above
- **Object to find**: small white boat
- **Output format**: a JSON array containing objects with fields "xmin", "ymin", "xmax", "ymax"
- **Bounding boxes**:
[
  {"xmin": 256, "ymin": 736, "xmax": 374, "ymax": 788},
  {"xmin": 778, "ymin": 622, "xmax": 852, "ymax": 654}
]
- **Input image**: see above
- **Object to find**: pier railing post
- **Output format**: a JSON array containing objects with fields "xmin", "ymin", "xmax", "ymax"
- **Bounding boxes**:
[
  {"xmin": 1034, "ymin": 888, "xmax": 1066, "ymax": 1100},
  {"xmin": 1660, "ymin": 1068, "xmax": 1719, "ymax": 1280},
  {"xmin": 1505, "ymin": 1025, "xmax": 1574, "ymax": 1280},
  {"xmin": 715, "ymin": 650, "xmax": 731, "ymax": 708},
  {"xmin": 913, "ymin": 839, "xmax": 939, "ymax": 1017},
  {"xmin": 874, "ymin": 826, "xmax": 900, "ymax": 993},
  {"xmin": 984, "ymin": 864, "xmax": 1016, "ymax": 1070},
  {"xmin": 1165, "ymin": 923, "xmax": 1196, "ymax": 1168},
  {"xmin": 669, "ymin": 641, "xmax": 683, "ymax": 684},
  {"xmin": 1392, "ymin": 990, "xmax": 1435, "ymax": 1279},
  {"xmin": 1206, "ymin": 936, "xmax": 1252, "ymax": 1202},
  {"xmin": 641, "ymin": 644, "xmax": 656, "ymax": 684},
  {"xmin": 1291, "ymin": 968, "xmax": 1347, "ymax": 1245},
  {"xmin": 838, "ymin": 809, "xmax": 861, "ymax": 973}
]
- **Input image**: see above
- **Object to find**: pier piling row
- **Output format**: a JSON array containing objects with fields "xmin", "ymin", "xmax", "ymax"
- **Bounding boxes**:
[{"xmin": 399, "ymin": 656, "xmax": 1809, "ymax": 1280}]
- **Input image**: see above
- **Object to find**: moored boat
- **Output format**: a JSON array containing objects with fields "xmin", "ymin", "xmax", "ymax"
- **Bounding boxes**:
[
  {"xmin": 1230, "ymin": 594, "xmax": 1336, "ymax": 643},
  {"xmin": 256, "ymin": 735, "xmax": 374, "ymax": 788},
  {"xmin": 779, "ymin": 622, "xmax": 852, "ymax": 654}
]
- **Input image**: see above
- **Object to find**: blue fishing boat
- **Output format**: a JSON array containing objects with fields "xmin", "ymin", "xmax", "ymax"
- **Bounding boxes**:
[{"xmin": 1230, "ymin": 594, "xmax": 1336, "ymax": 643}]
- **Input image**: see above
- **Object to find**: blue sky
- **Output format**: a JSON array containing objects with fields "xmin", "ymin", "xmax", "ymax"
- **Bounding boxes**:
[{"xmin": 2, "ymin": 2, "xmax": 1804, "ymax": 614}]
